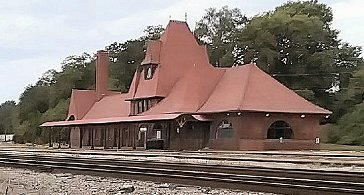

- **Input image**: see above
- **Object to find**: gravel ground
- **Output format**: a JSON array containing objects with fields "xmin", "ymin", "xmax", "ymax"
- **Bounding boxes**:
[{"xmin": 0, "ymin": 167, "xmax": 274, "ymax": 195}]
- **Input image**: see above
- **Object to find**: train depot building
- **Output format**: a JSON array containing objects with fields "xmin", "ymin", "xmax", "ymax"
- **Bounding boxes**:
[{"xmin": 42, "ymin": 20, "xmax": 331, "ymax": 151}]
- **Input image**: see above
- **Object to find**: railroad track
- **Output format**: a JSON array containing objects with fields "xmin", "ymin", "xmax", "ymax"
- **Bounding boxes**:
[
  {"xmin": 0, "ymin": 152, "xmax": 363, "ymax": 194},
  {"xmin": 1, "ymin": 148, "xmax": 364, "ymax": 167}
]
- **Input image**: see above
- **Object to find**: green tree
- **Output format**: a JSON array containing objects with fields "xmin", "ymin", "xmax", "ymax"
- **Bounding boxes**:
[
  {"xmin": 235, "ymin": 1, "xmax": 363, "ymax": 110},
  {"xmin": 41, "ymin": 99, "xmax": 69, "ymax": 122},
  {"xmin": 194, "ymin": 6, "xmax": 248, "ymax": 67},
  {"xmin": 327, "ymin": 66, "xmax": 364, "ymax": 144},
  {"xmin": 107, "ymin": 39, "xmax": 145, "ymax": 91},
  {"xmin": 143, "ymin": 25, "xmax": 165, "ymax": 40},
  {"xmin": 328, "ymin": 101, "xmax": 364, "ymax": 145},
  {"xmin": 0, "ymin": 101, "xmax": 17, "ymax": 135},
  {"xmin": 49, "ymin": 53, "xmax": 94, "ymax": 108},
  {"xmin": 107, "ymin": 25, "xmax": 164, "ymax": 91}
]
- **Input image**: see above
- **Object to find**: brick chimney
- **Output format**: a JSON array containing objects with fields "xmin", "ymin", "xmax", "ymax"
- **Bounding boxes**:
[{"xmin": 96, "ymin": 50, "xmax": 109, "ymax": 101}]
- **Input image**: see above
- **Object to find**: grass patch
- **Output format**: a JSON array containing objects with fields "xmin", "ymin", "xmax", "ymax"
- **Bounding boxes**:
[{"xmin": 320, "ymin": 143, "xmax": 364, "ymax": 151}]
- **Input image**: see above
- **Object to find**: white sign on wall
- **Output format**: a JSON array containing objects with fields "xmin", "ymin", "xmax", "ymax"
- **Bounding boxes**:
[
  {"xmin": 0, "ymin": 134, "xmax": 14, "ymax": 142},
  {"xmin": 140, "ymin": 127, "xmax": 147, "ymax": 132}
]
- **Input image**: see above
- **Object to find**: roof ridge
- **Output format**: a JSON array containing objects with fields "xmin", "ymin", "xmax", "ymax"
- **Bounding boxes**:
[
  {"xmin": 82, "ymin": 101, "xmax": 97, "ymax": 119},
  {"xmin": 238, "ymin": 64, "xmax": 254, "ymax": 111},
  {"xmin": 141, "ymin": 76, "xmax": 183, "ymax": 115},
  {"xmin": 197, "ymin": 67, "xmax": 226, "ymax": 111},
  {"xmin": 132, "ymin": 71, "xmax": 141, "ymax": 99},
  {"xmin": 153, "ymin": 63, "xmax": 162, "ymax": 97},
  {"xmin": 69, "ymin": 91, "xmax": 78, "ymax": 120}
]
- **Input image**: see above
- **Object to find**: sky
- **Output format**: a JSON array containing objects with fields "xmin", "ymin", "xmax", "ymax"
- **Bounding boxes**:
[{"xmin": 0, "ymin": 0, "xmax": 363, "ymax": 104}]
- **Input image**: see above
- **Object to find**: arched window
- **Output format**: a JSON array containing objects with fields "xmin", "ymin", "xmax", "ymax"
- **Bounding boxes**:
[
  {"xmin": 67, "ymin": 115, "xmax": 75, "ymax": 121},
  {"xmin": 216, "ymin": 120, "xmax": 233, "ymax": 139},
  {"xmin": 267, "ymin": 121, "xmax": 293, "ymax": 139}
]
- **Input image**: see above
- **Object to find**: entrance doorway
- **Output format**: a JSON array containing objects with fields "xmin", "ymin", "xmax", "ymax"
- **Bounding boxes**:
[{"xmin": 267, "ymin": 121, "xmax": 293, "ymax": 139}]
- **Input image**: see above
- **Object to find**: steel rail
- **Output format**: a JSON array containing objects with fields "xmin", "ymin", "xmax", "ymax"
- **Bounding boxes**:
[
  {"xmin": 2, "ymin": 147, "xmax": 364, "ymax": 158},
  {"xmin": 0, "ymin": 158, "xmax": 363, "ymax": 194},
  {"xmin": 1, "ymin": 148, "xmax": 363, "ymax": 167},
  {"xmin": 1, "ymin": 152, "xmax": 363, "ymax": 176},
  {"xmin": 0, "ymin": 152, "xmax": 363, "ymax": 194},
  {"xmin": 1, "ymin": 152, "xmax": 364, "ymax": 185}
]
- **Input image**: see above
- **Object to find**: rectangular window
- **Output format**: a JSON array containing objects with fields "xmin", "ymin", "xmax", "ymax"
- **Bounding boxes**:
[
  {"xmin": 138, "ymin": 101, "xmax": 144, "ymax": 113},
  {"xmin": 133, "ymin": 102, "xmax": 138, "ymax": 115},
  {"xmin": 131, "ymin": 101, "xmax": 138, "ymax": 115},
  {"xmin": 148, "ymin": 99, "xmax": 152, "ymax": 109},
  {"xmin": 144, "ymin": 99, "xmax": 148, "ymax": 112},
  {"xmin": 156, "ymin": 130, "xmax": 161, "ymax": 139}
]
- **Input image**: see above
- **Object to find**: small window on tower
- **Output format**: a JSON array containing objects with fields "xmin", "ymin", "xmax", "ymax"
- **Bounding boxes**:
[
  {"xmin": 144, "ymin": 64, "xmax": 157, "ymax": 80},
  {"xmin": 146, "ymin": 67, "xmax": 152, "ymax": 79}
]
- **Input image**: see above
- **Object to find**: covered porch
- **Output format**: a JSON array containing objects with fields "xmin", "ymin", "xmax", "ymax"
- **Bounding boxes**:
[{"xmin": 42, "ymin": 114, "xmax": 211, "ymax": 150}]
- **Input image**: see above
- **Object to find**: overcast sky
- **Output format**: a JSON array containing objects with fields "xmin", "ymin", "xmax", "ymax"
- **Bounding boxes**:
[{"xmin": 0, "ymin": 0, "xmax": 363, "ymax": 103}]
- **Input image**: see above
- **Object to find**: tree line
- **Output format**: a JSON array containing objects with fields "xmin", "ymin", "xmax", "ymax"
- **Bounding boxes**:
[{"xmin": 0, "ymin": 0, "xmax": 363, "ymax": 145}]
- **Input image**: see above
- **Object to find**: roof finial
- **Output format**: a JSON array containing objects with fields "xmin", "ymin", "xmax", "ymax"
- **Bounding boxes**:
[
  {"xmin": 185, "ymin": 12, "xmax": 187, "ymax": 22},
  {"xmin": 169, "ymin": 15, "xmax": 171, "ymax": 20}
]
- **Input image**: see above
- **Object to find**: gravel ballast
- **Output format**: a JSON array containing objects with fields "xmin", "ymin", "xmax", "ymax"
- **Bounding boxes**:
[{"xmin": 0, "ymin": 167, "xmax": 274, "ymax": 195}]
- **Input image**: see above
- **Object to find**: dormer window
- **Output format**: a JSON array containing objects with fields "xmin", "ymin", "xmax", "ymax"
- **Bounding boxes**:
[
  {"xmin": 131, "ymin": 98, "xmax": 163, "ymax": 115},
  {"xmin": 146, "ymin": 66, "xmax": 152, "ymax": 79},
  {"xmin": 144, "ymin": 64, "xmax": 157, "ymax": 80}
]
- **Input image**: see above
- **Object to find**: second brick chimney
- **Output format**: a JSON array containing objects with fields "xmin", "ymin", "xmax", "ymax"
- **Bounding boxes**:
[{"xmin": 96, "ymin": 50, "xmax": 109, "ymax": 101}]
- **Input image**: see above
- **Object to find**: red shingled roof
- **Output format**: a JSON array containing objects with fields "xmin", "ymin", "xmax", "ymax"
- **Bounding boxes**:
[
  {"xmin": 83, "ymin": 93, "xmax": 130, "ymax": 119},
  {"xmin": 198, "ymin": 64, "xmax": 331, "ymax": 114},
  {"xmin": 41, "ymin": 114, "xmax": 209, "ymax": 127},
  {"xmin": 41, "ymin": 114, "xmax": 181, "ymax": 127},
  {"xmin": 141, "ymin": 40, "xmax": 161, "ymax": 65},
  {"xmin": 129, "ymin": 20, "xmax": 210, "ymax": 100},
  {"xmin": 42, "ymin": 20, "xmax": 331, "ymax": 128},
  {"xmin": 67, "ymin": 89, "xmax": 97, "ymax": 120},
  {"xmin": 142, "ymin": 60, "xmax": 224, "ymax": 114}
]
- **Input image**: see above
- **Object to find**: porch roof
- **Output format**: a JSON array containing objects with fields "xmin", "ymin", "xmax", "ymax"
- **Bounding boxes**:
[{"xmin": 40, "ymin": 114, "xmax": 209, "ymax": 127}]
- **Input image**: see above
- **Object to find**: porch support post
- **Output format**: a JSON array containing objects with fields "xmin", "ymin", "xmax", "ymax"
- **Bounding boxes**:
[
  {"xmin": 48, "ymin": 127, "xmax": 52, "ymax": 147},
  {"xmin": 68, "ymin": 127, "xmax": 71, "ymax": 148},
  {"xmin": 120, "ymin": 125, "xmax": 123, "ymax": 148},
  {"xmin": 104, "ymin": 127, "xmax": 107, "ymax": 149},
  {"xmin": 91, "ymin": 127, "xmax": 94, "ymax": 150},
  {"xmin": 79, "ymin": 126, "xmax": 83, "ymax": 148},
  {"xmin": 132, "ymin": 125, "xmax": 136, "ymax": 150},
  {"xmin": 58, "ymin": 127, "xmax": 61, "ymax": 149},
  {"xmin": 117, "ymin": 125, "xmax": 120, "ymax": 150},
  {"xmin": 144, "ymin": 130, "xmax": 147, "ymax": 150}
]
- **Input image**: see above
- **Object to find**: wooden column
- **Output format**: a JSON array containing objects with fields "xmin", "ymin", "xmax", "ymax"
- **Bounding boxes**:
[
  {"xmin": 120, "ymin": 126, "xmax": 123, "ymax": 148},
  {"xmin": 91, "ymin": 127, "xmax": 94, "ymax": 150},
  {"xmin": 68, "ymin": 127, "xmax": 71, "ymax": 148},
  {"xmin": 167, "ymin": 122, "xmax": 171, "ymax": 148},
  {"xmin": 117, "ymin": 125, "xmax": 121, "ymax": 149},
  {"xmin": 104, "ymin": 127, "xmax": 107, "ymax": 149},
  {"xmin": 48, "ymin": 127, "xmax": 52, "ymax": 147},
  {"xmin": 58, "ymin": 127, "xmax": 61, "ymax": 149},
  {"xmin": 132, "ymin": 125, "xmax": 136, "ymax": 150},
  {"xmin": 80, "ymin": 127, "xmax": 83, "ymax": 148}
]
